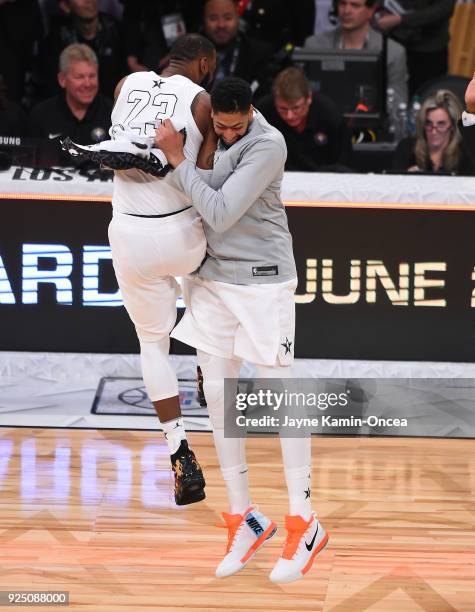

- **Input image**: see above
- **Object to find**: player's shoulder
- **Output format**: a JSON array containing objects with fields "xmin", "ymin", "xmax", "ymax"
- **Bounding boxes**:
[
  {"xmin": 191, "ymin": 90, "xmax": 211, "ymax": 113},
  {"xmin": 236, "ymin": 113, "xmax": 286, "ymax": 168},
  {"xmin": 114, "ymin": 71, "xmax": 164, "ymax": 101},
  {"xmin": 124, "ymin": 71, "xmax": 159, "ymax": 87},
  {"xmin": 251, "ymin": 110, "xmax": 286, "ymax": 151}
]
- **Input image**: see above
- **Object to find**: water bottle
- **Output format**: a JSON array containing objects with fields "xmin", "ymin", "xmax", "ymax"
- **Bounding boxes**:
[
  {"xmin": 386, "ymin": 87, "xmax": 397, "ymax": 140},
  {"xmin": 407, "ymin": 96, "xmax": 421, "ymax": 137},
  {"xmin": 395, "ymin": 102, "xmax": 408, "ymax": 141}
]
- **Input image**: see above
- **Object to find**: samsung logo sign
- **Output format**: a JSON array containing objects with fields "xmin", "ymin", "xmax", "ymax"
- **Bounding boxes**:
[{"xmin": 0, "ymin": 136, "xmax": 21, "ymax": 146}]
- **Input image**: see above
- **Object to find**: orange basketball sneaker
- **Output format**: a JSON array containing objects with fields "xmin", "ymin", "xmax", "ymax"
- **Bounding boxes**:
[
  {"xmin": 215, "ymin": 506, "xmax": 277, "ymax": 578},
  {"xmin": 269, "ymin": 513, "xmax": 329, "ymax": 583}
]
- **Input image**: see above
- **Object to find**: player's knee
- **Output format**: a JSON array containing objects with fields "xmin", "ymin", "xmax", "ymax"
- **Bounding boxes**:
[
  {"xmin": 203, "ymin": 378, "xmax": 224, "ymax": 409},
  {"xmin": 137, "ymin": 331, "xmax": 170, "ymax": 355},
  {"xmin": 203, "ymin": 378, "xmax": 225, "ymax": 429},
  {"xmin": 139, "ymin": 338, "xmax": 178, "ymax": 401}
]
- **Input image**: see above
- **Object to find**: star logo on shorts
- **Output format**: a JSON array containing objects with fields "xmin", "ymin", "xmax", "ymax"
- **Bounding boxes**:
[
  {"xmin": 281, "ymin": 337, "xmax": 293, "ymax": 355},
  {"xmin": 153, "ymin": 79, "xmax": 165, "ymax": 88},
  {"xmin": 304, "ymin": 487, "xmax": 311, "ymax": 499}
]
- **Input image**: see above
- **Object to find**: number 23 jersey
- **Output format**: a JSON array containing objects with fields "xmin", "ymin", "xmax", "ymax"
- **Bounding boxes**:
[{"xmin": 111, "ymin": 72, "xmax": 204, "ymax": 215}]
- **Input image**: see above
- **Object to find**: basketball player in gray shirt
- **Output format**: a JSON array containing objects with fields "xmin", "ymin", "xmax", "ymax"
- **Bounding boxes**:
[{"xmin": 156, "ymin": 77, "xmax": 328, "ymax": 584}]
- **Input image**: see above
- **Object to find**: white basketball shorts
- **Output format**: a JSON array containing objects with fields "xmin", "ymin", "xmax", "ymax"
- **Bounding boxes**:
[
  {"xmin": 171, "ymin": 275, "xmax": 298, "ymax": 366},
  {"xmin": 108, "ymin": 208, "xmax": 206, "ymax": 342}
]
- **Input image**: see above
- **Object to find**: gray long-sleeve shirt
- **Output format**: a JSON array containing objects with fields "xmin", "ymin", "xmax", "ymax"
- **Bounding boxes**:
[{"xmin": 172, "ymin": 110, "xmax": 297, "ymax": 284}]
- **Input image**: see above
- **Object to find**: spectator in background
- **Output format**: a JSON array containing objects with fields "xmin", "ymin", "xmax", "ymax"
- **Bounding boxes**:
[
  {"xmin": 373, "ymin": 0, "xmax": 455, "ymax": 97},
  {"xmin": 0, "ymin": 0, "xmax": 43, "ymax": 104},
  {"xmin": 29, "ymin": 43, "xmax": 112, "ymax": 166},
  {"xmin": 305, "ymin": 0, "xmax": 408, "ymax": 108},
  {"xmin": 0, "ymin": 75, "xmax": 27, "ymax": 137},
  {"xmin": 97, "ymin": 0, "xmax": 122, "ymax": 20},
  {"xmin": 121, "ymin": 1, "xmax": 203, "ymax": 73},
  {"xmin": 240, "ymin": 0, "xmax": 315, "ymax": 51},
  {"xmin": 39, "ymin": 0, "xmax": 124, "ymax": 100},
  {"xmin": 392, "ymin": 89, "xmax": 474, "ymax": 175},
  {"xmin": 202, "ymin": 0, "xmax": 284, "ymax": 98},
  {"xmin": 257, "ymin": 67, "xmax": 353, "ymax": 171},
  {"xmin": 40, "ymin": 0, "xmax": 123, "ymax": 31}
]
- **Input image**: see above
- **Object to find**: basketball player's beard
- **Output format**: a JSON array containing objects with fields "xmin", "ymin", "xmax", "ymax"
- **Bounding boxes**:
[
  {"xmin": 220, "ymin": 123, "xmax": 252, "ymax": 149},
  {"xmin": 200, "ymin": 72, "xmax": 212, "ymax": 90}
]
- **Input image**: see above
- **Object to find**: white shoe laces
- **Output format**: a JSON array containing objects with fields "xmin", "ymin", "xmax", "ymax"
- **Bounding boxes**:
[{"xmin": 228, "ymin": 521, "xmax": 246, "ymax": 553}]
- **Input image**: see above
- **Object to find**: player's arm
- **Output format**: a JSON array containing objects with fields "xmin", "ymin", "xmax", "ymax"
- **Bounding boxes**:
[
  {"xmin": 465, "ymin": 72, "xmax": 475, "ymax": 115},
  {"xmin": 175, "ymin": 140, "xmax": 285, "ymax": 232},
  {"xmin": 156, "ymin": 120, "xmax": 285, "ymax": 232},
  {"xmin": 461, "ymin": 73, "xmax": 475, "ymax": 163},
  {"xmin": 191, "ymin": 91, "xmax": 218, "ymax": 170}
]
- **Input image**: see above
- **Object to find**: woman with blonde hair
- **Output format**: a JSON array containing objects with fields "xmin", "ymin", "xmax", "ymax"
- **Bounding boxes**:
[{"xmin": 392, "ymin": 89, "xmax": 475, "ymax": 175}]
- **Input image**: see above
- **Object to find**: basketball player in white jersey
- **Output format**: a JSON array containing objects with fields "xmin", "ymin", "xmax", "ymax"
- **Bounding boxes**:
[{"xmin": 63, "ymin": 34, "xmax": 218, "ymax": 506}]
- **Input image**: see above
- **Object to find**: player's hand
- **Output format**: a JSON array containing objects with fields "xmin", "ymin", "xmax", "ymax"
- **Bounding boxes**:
[
  {"xmin": 465, "ymin": 72, "xmax": 475, "ymax": 114},
  {"xmin": 155, "ymin": 119, "xmax": 186, "ymax": 168}
]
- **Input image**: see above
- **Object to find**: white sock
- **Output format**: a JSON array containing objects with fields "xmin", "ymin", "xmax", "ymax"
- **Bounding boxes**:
[
  {"xmin": 280, "ymin": 436, "xmax": 312, "ymax": 520},
  {"xmin": 221, "ymin": 461, "xmax": 251, "ymax": 515},
  {"xmin": 255, "ymin": 365, "xmax": 312, "ymax": 519},
  {"xmin": 161, "ymin": 417, "xmax": 186, "ymax": 455},
  {"xmin": 197, "ymin": 351, "xmax": 250, "ymax": 514}
]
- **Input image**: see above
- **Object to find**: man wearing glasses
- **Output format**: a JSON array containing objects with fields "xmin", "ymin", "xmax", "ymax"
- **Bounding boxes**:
[{"xmin": 256, "ymin": 67, "xmax": 353, "ymax": 171}]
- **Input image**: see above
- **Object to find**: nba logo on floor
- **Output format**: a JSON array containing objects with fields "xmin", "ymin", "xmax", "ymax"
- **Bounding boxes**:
[{"xmin": 179, "ymin": 389, "xmax": 195, "ymax": 407}]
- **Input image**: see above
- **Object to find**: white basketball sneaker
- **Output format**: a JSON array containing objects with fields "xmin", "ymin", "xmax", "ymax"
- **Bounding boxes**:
[
  {"xmin": 63, "ymin": 125, "xmax": 154, "ymax": 156},
  {"xmin": 269, "ymin": 513, "xmax": 329, "ymax": 583},
  {"xmin": 215, "ymin": 506, "xmax": 277, "ymax": 578},
  {"xmin": 60, "ymin": 123, "xmax": 185, "ymax": 177}
]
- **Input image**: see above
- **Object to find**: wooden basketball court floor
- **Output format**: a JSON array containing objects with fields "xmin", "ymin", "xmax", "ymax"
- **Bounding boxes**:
[{"xmin": 0, "ymin": 427, "xmax": 473, "ymax": 611}]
